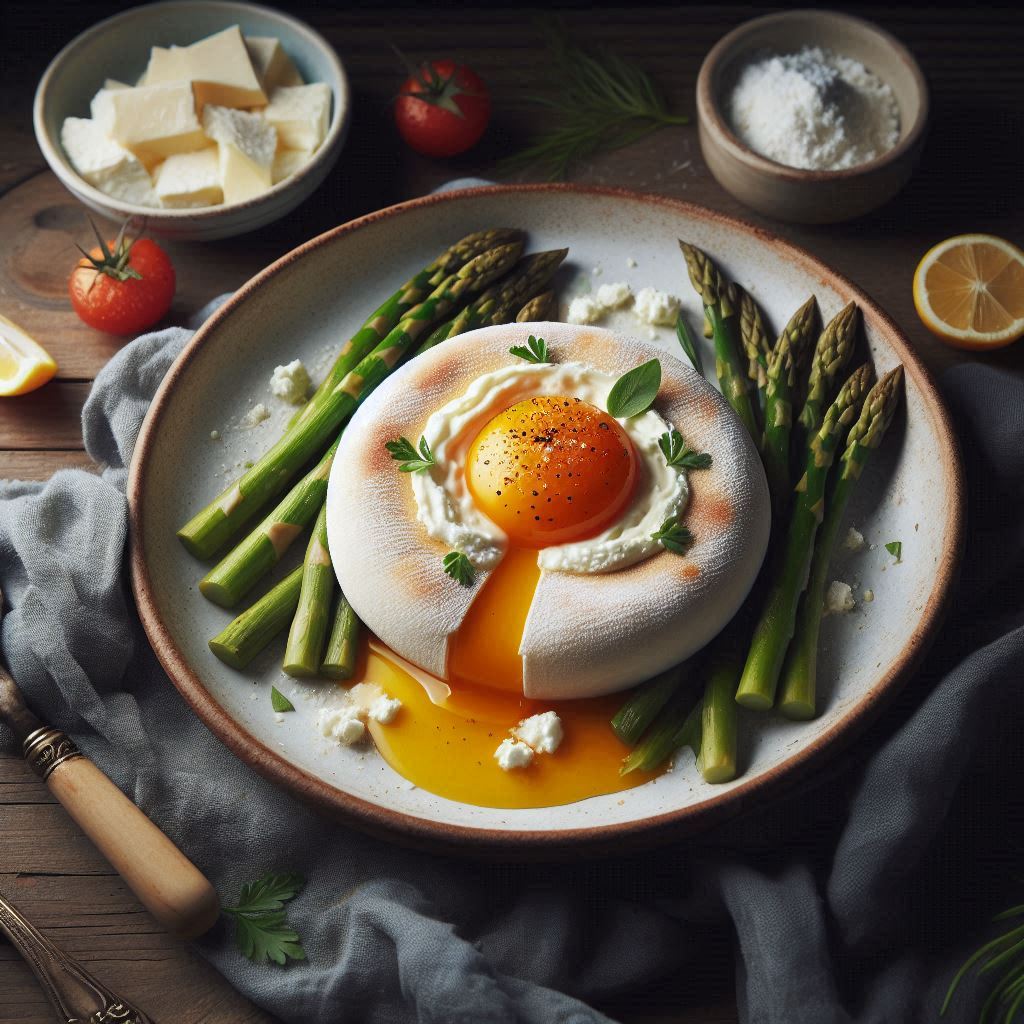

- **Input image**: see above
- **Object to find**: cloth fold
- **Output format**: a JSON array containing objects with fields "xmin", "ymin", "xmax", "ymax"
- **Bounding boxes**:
[{"xmin": 1, "ymin": 302, "xmax": 1021, "ymax": 1022}]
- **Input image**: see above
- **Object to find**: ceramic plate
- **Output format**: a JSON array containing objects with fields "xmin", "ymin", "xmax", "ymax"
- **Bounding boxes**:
[{"xmin": 128, "ymin": 185, "xmax": 963, "ymax": 854}]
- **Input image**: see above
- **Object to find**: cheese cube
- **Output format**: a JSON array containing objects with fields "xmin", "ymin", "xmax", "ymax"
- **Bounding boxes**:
[
  {"xmin": 106, "ymin": 81, "xmax": 205, "ymax": 158},
  {"xmin": 60, "ymin": 117, "xmax": 158, "ymax": 207},
  {"xmin": 245, "ymin": 36, "xmax": 303, "ymax": 93},
  {"xmin": 271, "ymin": 147, "xmax": 312, "ymax": 184},
  {"xmin": 263, "ymin": 84, "xmax": 331, "ymax": 152},
  {"xmin": 202, "ymin": 105, "xmax": 276, "ymax": 203},
  {"xmin": 154, "ymin": 147, "xmax": 223, "ymax": 207},
  {"xmin": 145, "ymin": 26, "xmax": 266, "ymax": 109}
]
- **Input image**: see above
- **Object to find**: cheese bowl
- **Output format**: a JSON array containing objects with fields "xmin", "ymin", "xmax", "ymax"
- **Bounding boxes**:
[{"xmin": 33, "ymin": 0, "xmax": 350, "ymax": 241}]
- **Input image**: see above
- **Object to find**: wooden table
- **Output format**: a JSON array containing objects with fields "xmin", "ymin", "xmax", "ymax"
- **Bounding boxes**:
[{"xmin": 2, "ymin": 5, "xmax": 1022, "ymax": 1022}]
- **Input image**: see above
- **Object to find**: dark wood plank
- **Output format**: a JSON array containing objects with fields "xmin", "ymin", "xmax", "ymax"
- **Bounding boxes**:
[
  {"xmin": 0, "ymin": 382, "xmax": 88, "ymax": 449},
  {"xmin": 0, "ymin": 450, "xmax": 95, "ymax": 480}
]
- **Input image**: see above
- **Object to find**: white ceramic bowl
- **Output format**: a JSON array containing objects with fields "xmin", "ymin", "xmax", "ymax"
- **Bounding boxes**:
[{"xmin": 33, "ymin": 0, "xmax": 350, "ymax": 241}]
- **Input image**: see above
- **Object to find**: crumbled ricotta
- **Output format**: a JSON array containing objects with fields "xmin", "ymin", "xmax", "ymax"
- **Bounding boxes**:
[
  {"xmin": 862, "ymin": 589, "xmax": 875, "ymax": 603},
  {"xmin": 241, "ymin": 402, "xmax": 271, "ymax": 427},
  {"xmin": 843, "ymin": 527, "xmax": 865, "ymax": 552},
  {"xmin": 369, "ymin": 694, "xmax": 402, "ymax": 724},
  {"xmin": 209, "ymin": 429, "xmax": 220, "ymax": 440},
  {"xmin": 567, "ymin": 296, "xmax": 603, "ymax": 325},
  {"xmin": 634, "ymin": 287, "xmax": 681, "ymax": 327},
  {"xmin": 317, "ymin": 704, "xmax": 365, "ymax": 746},
  {"xmin": 494, "ymin": 738, "xmax": 535, "ymax": 771},
  {"xmin": 824, "ymin": 580, "xmax": 856, "ymax": 615},
  {"xmin": 596, "ymin": 281, "xmax": 633, "ymax": 310},
  {"xmin": 513, "ymin": 711, "xmax": 564, "ymax": 754},
  {"xmin": 269, "ymin": 360, "xmax": 310, "ymax": 404},
  {"xmin": 626, "ymin": 257, "xmax": 638, "ymax": 268}
]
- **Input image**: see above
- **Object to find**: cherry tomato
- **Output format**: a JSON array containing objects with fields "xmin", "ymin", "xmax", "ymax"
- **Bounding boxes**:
[
  {"xmin": 69, "ymin": 231, "xmax": 175, "ymax": 336},
  {"xmin": 394, "ymin": 59, "xmax": 491, "ymax": 159}
]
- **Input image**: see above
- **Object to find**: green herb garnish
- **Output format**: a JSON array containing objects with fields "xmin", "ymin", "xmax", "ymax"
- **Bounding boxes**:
[
  {"xmin": 607, "ymin": 359, "xmax": 661, "ymax": 418},
  {"xmin": 651, "ymin": 518, "xmax": 694, "ymax": 555},
  {"xmin": 885, "ymin": 541, "xmax": 902, "ymax": 562},
  {"xmin": 658, "ymin": 430, "xmax": 712, "ymax": 470},
  {"xmin": 675, "ymin": 312, "xmax": 705, "ymax": 378},
  {"xmin": 223, "ymin": 872, "xmax": 306, "ymax": 966},
  {"xmin": 509, "ymin": 334, "xmax": 550, "ymax": 364},
  {"xmin": 499, "ymin": 19, "xmax": 688, "ymax": 180},
  {"xmin": 942, "ymin": 903, "xmax": 1024, "ymax": 1019},
  {"xmin": 270, "ymin": 686, "xmax": 295, "ymax": 713},
  {"xmin": 385, "ymin": 436, "xmax": 435, "ymax": 473},
  {"xmin": 443, "ymin": 551, "xmax": 475, "ymax": 586}
]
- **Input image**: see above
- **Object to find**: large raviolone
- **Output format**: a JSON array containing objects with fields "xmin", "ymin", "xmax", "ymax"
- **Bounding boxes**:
[{"xmin": 327, "ymin": 323, "xmax": 770, "ymax": 700}]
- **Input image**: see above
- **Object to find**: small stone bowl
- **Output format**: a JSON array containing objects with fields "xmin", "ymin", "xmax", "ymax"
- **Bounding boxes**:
[{"xmin": 696, "ymin": 10, "xmax": 929, "ymax": 224}]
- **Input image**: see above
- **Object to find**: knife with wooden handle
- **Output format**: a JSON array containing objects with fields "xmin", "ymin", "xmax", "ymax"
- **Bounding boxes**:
[{"xmin": 0, "ymin": 591, "xmax": 220, "ymax": 941}]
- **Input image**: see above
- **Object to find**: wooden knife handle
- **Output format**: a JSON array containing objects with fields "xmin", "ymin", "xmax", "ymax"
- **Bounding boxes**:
[{"xmin": 24, "ymin": 728, "xmax": 220, "ymax": 941}]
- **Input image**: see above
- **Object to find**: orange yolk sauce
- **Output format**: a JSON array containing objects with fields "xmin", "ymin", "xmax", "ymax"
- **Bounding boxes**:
[{"xmin": 351, "ymin": 395, "xmax": 667, "ymax": 809}]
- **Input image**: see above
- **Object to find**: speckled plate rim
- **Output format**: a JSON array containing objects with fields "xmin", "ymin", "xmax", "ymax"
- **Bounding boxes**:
[{"xmin": 127, "ymin": 183, "xmax": 965, "ymax": 857}]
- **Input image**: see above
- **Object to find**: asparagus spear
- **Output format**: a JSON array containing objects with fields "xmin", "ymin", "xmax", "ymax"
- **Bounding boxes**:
[
  {"xmin": 282, "ymin": 504, "xmax": 334, "ymax": 677},
  {"xmin": 297, "ymin": 228, "xmax": 524, "ymax": 422},
  {"xmin": 762, "ymin": 297, "xmax": 817, "ymax": 521},
  {"xmin": 779, "ymin": 367, "xmax": 903, "ymax": 719},
  {"xmin": 679, "ymin": 242, "xmax": 760, "ymax": 444},
  {"xmin": 611, "ymin": 668, "xmax": 683, "ymax": 746},
  {"xmin": 738, "ymin": 287, "xmax": 771, "ymax": 404},
  {"xmin": 736, "ymin": 363, "xmax": 874, "ymax": 710},
  {"xmin": 199, "ymin": 438, "xmax": 339, "ymax": 608},
  {"xmin": 178, "ymin": 241, "xmax": 523, "ymax": 559},
  {"xmin": 321, "ymin": 591, "xmax": 361, "ymax": 679},
  {"xmin": 794, "ymin": 302, "xmax": 859, "ymax": 453},
  {"xmin": 517, "ymin": 289, "xmax": 557, "ymax": 322},
  {"xmin": 209, "ymin": 567, "xmax": 304, "ymax": 670},
  {"xmin": 621, "ymin": 693, "xmax": 701, "ymax": 775}
]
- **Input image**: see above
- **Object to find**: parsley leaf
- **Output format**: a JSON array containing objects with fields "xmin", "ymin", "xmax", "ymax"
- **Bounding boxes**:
[
  {"xmin": 509, "ymin": 334, "xmax": 550, "ymax": 364},
  {"xmin": 224, "ymin": 872, "xmax": 306, "ymax": 966},
  {"xmin": 442, "ymin": 551, "xmax": 476, "ymax": 586},
  {"xmin": 675, "ymin": 312, "xmax": 705, "ymax": 378},
  {"xmin": 658, "ymin": 429, "xmax": 712, "ymax": 470},
  {"xmin": 607, "ymin": 359, "xmax": 661, "ymax": 418},
  {"xmin": 271, "ymin": 686, "xmax": 295, "ymax": 713},
  {"xmin": 651, "ymin": 518, "xmax": 694, "ymax": 555},
  {"xmin": 885, "ymin": 541, "xmax": 902, "ymax": 562},
  {"xmin": 385, "ymin": 435, "xmax": 435, "ymax": 473}
]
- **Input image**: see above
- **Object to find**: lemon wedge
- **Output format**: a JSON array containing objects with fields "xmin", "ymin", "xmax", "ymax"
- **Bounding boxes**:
[
  {"xmin": 0, "ymin": 314, "xmax": 58, "ymax": 396},
  {"xmin": 913, "ymin": 234, "xmax": 1024, "ymax": 349}
]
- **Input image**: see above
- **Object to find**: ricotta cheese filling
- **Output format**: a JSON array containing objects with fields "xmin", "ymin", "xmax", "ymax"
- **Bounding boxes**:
[{"xmin": 411, "ymin": 362, "xmax": 690, "ymax": 574}]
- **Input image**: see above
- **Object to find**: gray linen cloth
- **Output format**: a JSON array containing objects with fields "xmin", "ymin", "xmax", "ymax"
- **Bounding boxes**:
[{"xmin": 1, "ymin": 305, "xmax": 1022, "ymax": 1022}]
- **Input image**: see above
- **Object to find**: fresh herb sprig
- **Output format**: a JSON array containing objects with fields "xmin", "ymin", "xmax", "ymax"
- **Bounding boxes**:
[
  {"xmin": 224, "ymin": 872, "xmax": 306, "ymax": 966},
  {"xmin": 385, "ymin": 436, "xmax": 435, "ymax": 473},
  {"xmin": 500, "ymin": 19, "xmax": 689, "ymax": 180},
  {"xmin": 270, "ymin": 686, "xmax": 295, "ymax": 713},
  {"xmin": 675, "ymin": 312, "xmax": 705, "ymax": 378},
  {"xmin": 607, "ymin": 359, "xmax": 661, "ymax": 418},
  {"xmin": 443, "ymin": 551, "xmax": 475, "ymax": 586},
  {"xmin": 885, "ymin": 540, "xmax": 902, "ymax": 562},
  {"xmin": 651, "ymin": 518, "xmax": 694, "ymax": 555},
  {"xmin": 942, "ymin": 903, "xmax": 1024, "ymax": 1020},
  {"xmin": 659, "ymin": 430, "xmax": 712, "ymax": 471},
  {"xmin": 509, "ymin": 334, "xmax": 550, "ymax": 363}
]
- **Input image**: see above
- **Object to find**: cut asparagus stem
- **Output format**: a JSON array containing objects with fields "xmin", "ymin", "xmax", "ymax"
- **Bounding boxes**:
[
  {"xmin": 794, "ymin": 302, "xmax": 859, "ymax": 455},
  {"xmin": 738, "ymin": 286, "xmax": 771, "ymax": 407},
  {"xmin": 698, "ymin": 648, "xmax": 740, "ymax": 784},
  {"xmin": 762, "ymin": 296, "xmax": 817, "ymax": 522},
  {"xmin": 321, "ymin": 590, "xmax": 361, "ymax": 680},
  {"xmin": 282, "ymin": 504, "xmax": 334, "ymax": 678},
  {"xmin": 736, "ymin": 363, "xmax": 874, "ymax": 710},
  {"xmin": 178, "ymin": 241, "xmax": 523, "ymax": 560},
  {"xmin": 209, "ymin": 567, "xmax": 304, "ymax": 670},
  {"xmin": 621, "ymin": 693, "xmax": 701, "ymax": 775},
  {"xmin": 675, "ymin": 311, "xmax": 705, "ymax": 378},
  {"xmin": 516, "ymin": 289, "xmax": 557, "ymax": 322},
  {"xmin": 679, "ymin": 242, "xmax": 760, "ymax": 444},
  {"xmin": 779, "ymin": 367, "xmax": 903, "ymax": 719},
  {"xmin": 611, "ymin": 668, "xmax": 683, "ymax": 746},
  {"xmin": 296, "ymin": 228, "xmax": 524, "ymax": 423},
  {"xmin": 199, "ymin": 438, "xmax": 339, "ymax": 608}
]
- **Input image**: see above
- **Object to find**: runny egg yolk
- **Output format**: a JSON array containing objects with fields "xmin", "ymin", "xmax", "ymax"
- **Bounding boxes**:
[{"xmin": 449, "ymin": 395, "xmax": 640, "ymax": 695}]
